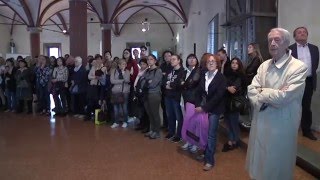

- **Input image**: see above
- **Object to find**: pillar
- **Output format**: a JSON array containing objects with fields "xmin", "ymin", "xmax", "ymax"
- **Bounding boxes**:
[
  {"xmin": 69, "ymin": 0, "xmax": 87, "ymax": 61},
  {"xmin": 27, "ymin": 27, "xmax": 41, "ymax": 58},
  {"xmin": 101, "ymin": 24, "xmax": 112, "ymax": 53}
]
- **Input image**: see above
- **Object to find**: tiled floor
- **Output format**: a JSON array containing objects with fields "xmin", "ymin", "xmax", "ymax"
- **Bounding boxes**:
[{"xmin": 0, "ymin": 112, "xmax": 316, "ymax": 180}]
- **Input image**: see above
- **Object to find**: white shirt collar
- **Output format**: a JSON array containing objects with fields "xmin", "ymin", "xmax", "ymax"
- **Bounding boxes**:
[{"xmin": 273, "ymin": 50, "xmax": 292, "ymax": 69}]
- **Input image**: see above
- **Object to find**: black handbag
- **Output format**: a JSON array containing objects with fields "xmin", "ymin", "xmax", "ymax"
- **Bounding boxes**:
[{"xmin": 230, "ymin": 95, "xmax": 249, "ymax": 112}]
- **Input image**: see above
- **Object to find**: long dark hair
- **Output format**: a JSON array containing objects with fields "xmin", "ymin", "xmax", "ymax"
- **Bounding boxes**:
[
  {"xmin": 55, "ymin": 57, "xmax": 66, "ymax": 67},
  {"xmin": 122, "ymin": 48, "xmax": 133, "ymax": 62},
  {"xmin": 186, "ymin": 53, "xmax": 199, "ymax": 68},
  {"xmin": 230, "ymin": 57, "xmax": 245, "ymax": 74}
]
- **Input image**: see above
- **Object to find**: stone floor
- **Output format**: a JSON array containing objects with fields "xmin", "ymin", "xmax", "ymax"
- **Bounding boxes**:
[{"xmin": 0, "ymin": 112, "xmax": 316, "ymax": 180}]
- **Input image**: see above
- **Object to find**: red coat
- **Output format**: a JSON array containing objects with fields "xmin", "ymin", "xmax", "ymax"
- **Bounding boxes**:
[{"xmin": 126, "ymin": 60, "xmax": 139, "ymax": 85}]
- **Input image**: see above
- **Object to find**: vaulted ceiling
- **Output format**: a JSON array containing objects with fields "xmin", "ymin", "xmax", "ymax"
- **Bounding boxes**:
[{"xmin": 0, "ymin": 0, "xmax": 191, "ymax": 36}]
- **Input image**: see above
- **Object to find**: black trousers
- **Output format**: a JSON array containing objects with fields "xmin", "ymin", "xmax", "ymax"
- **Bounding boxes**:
[{"xmin": 301, "ymin": 77, "xmax": 313, "ymax": 134}]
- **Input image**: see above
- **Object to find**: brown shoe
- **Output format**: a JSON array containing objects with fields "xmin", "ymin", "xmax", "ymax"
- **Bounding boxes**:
[{"xmin": 203, "ymin": 163, "xmax": 213, "ymax": 171}]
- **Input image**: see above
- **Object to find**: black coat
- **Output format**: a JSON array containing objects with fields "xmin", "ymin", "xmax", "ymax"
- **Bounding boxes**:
[
  {"xmin": 289, "ymin": 43, "xmax": 319, "ymax": 90},
  {"xmin": 245, "ymin": 56, "xmax": 262, "ymax": 86},
  {"xmin": 164, "ymin": 67, "xmax": 186, "ymax": 102},
  {"xmin": 225, "ymin": 71, "xmax": 246, "ymax": 112},
  {"xmin": 195, "ymin": 71, "xmax": 227, "ymax": 114},
  {"xmin": 182, "ymin": 67, "xmax": 201, "ymax": 104}
]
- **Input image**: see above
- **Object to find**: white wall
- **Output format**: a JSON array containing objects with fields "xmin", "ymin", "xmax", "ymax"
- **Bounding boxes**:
[
  {"xmin": 278, "ymin": 0, "xmax": 320, "ymax": 46},
  {"xmin": 0, "ymin": 18, "xmax": 10, "ymax": 57},
  {"xmin": 11, "ymin": 25, "xmax": 30, "ymax": 55},
  {"xmin": 174, "ymin": 0, "xmax": 226, "ymax": 61},
  {"xmin": 40, "ymin": 26, "xmax": 70, "ymax": 56},
  {"xmin": 278, "ymin": 0, "xmax": 320, "ymax": 131},
  {"xmin": 111, "ymin": 10, "xmax": 175, "ymax": 58}
]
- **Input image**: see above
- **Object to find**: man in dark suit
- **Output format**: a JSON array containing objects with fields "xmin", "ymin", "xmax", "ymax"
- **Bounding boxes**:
[{"xmin": 289, "ymin": 27, "xmax": 319, "ymax": 140}]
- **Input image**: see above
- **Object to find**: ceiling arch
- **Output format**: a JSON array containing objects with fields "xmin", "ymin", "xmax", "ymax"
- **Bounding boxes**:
[
  {"xmin": 0, "ymin": 0, "xmax": 190, "ymax": 35},
  {"xmin": 117, "ymin": 6, "xmax": 175, "ymax": 36}
]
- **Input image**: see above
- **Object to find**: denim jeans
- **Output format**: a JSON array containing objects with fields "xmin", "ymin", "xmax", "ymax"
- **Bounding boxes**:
[
  {"xmin": 5, "ymin": 89, "xmax": 16, "ymax": 110},
  {"xmin": 113, "ymin": 93, "xmax": 129, "ymax": 123},
  {"xmin": 165, "ymin": 97, "xmax": 183, "ymax": 138},
  {"xmin": 224, "ymin": 112, "xmax": 240, "ymax": 142},
  {"xmin": 205, "ymin": 113, "xmax": 220, "ymax": 165}
]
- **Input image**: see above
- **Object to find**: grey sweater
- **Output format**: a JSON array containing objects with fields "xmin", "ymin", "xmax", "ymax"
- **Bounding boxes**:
[{"xmin": 142, "ymin": 68, "xmax": 162, "ymax": 94}]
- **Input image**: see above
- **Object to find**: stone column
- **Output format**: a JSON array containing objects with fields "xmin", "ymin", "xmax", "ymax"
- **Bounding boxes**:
[
  {"xmin": 69, "ymin": 0, "xmax": 87, "ymax": 61},
  {"xmin": 101, "ymin": 24, "xmax": 112, "ymax": 53},
  {"xmin": 27, "ymin": 27, "xmax": 42, "ymax": 58}
]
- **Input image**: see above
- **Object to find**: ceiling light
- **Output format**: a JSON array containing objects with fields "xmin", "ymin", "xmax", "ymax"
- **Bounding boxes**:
[
  {"xmin": 141, "ymin": 18, "xmax": 150, "ymax": 32},
  {"xmin": 62, "ymin": 30, "xmax": 67, "ymax": 33}
]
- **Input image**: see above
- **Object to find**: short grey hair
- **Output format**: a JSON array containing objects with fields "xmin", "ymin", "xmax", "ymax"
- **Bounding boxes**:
[
  {"xmin": 75, "ymin": 56, "xmax": 82, "ymax": 64},
  {"xmin": 268, "ymin": 28, "xmax": 291, "ymax": 46}
]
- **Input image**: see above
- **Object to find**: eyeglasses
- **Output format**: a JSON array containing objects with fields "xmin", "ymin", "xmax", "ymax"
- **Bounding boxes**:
[{"xmin": 207, "ymin": 60, "xmax": 217, "ymax": 65}]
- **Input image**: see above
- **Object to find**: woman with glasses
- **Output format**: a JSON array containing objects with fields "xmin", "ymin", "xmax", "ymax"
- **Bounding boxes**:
[{"xmin": 195, "ymin": 54, "xmax": 226, "ymax": 171}]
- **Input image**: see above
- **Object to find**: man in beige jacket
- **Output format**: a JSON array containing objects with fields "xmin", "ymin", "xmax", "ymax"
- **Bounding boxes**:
[{"xmin": 246, "ymin": 28, "xmax": 307, "ymax": 180}]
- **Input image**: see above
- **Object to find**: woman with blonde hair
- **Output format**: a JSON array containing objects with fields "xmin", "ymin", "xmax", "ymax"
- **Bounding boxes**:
[{"xmin": 110, "ymin": 59, "xmax": 131, "ymax": 128}]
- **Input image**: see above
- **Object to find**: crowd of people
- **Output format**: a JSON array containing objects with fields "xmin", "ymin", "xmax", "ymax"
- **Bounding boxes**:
[
  {"xmin": 0, "ymin": 44, "xmax": 263, "ymax": 171},
  {"xmin": 0, "ymin": 27, "xmax": 317, "ymax": 176}
]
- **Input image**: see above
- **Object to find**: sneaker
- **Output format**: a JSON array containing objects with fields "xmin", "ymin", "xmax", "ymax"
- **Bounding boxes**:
[
  {"xmin": 111, "ymin": 123, "xmax": 119, "ymax": 128},
  {"xmin": 122, "ymin": 122, "xmax": 128, "ymax": 128},
  {"xmin": 196, "ymin": 154, "xmax": 204, "ymax": 161},
  {"xmin": 144, "ymin": 131, "xmax": 153, "ymax": 137},
  {"xmin": 73, "ymin": 114, "xmax": 80, "ymax": 118},
  {"xmin": 203, "ymin": 163, "xmax": 214, "ymax": 171},
  {"xmin": 181, "ymin": 142, "xmax": 190, "ymax": 151},
  {"xmin": 149, "ymin": 132, "xmax": 160, "ymax": 139},
  {"xmin": 171, "ymin": 136, "xmax": 182, "ymax": 143},
  {"xmin": 190, "ymin": 145, "xmax": 198, "ymax": 154},
  {"xmin": 127, "ymin": 117, "xmax": 135, "ymax": 123},
  {"xmin": 165, "ymin": 134, "xmax": 174, "ymax": 140}
]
